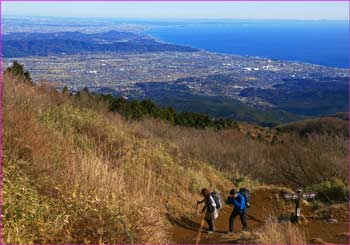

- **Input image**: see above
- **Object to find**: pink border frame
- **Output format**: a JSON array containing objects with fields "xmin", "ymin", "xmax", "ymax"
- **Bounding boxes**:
[{"xmin": 0, "ymin": 1, "xmax": 349, "ymax": 245}]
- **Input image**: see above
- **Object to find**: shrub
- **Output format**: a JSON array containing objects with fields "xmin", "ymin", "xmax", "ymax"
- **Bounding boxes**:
[
  {"xmin": 4, "ymin": 61, "xmax": 33, "ymax": 84},
  {"xmin": 307, "ymin": 179, "xmax": 348, "ymax": 203}
]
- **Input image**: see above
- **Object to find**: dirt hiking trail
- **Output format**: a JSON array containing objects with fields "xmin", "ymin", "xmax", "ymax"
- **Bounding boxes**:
[{"xmin": 171, "ymin": 188, "xmax": 349, "ymax": 244}]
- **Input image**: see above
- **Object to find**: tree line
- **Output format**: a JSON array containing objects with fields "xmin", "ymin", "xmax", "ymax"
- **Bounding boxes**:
[{"xmin": 77, "ymin": 90, "xmax": 238, "ymax": 130}]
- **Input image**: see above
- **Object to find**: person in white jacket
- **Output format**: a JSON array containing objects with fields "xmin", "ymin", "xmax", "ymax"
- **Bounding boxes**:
[{"xmin": 197, "ymin": 188, "xmax": 218, "ymax": 233}]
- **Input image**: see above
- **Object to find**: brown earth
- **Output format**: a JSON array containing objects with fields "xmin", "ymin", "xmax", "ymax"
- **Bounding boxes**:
[{"xmin": 171, "ymin": 188, "xmax": 349, "ymax": 244}]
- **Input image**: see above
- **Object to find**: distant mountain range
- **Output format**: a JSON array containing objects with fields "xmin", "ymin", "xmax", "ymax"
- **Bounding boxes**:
[{"xmin": 3, "ymin": 30, "xmax": 198, "ymax": 57}]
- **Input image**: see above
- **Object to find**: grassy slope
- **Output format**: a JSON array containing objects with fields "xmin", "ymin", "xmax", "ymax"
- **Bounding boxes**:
[
  {"xmin": 3, "ymin": 74, "xmax": 232, "ymax": 243},
  {"xmin": 3, "ymin": 74, "xmax": 348, "ymax": 243}
]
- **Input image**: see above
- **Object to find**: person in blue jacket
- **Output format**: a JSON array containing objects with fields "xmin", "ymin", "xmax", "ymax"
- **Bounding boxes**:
[{"xmin": 226, "ymin": 189, "xmax": 248, "ymax": 232}]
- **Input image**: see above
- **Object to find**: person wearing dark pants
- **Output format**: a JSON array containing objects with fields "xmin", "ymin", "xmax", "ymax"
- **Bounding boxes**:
[
  {"xmin": 229, "ymin": 208, "xmax": 247, "ymax": 232},
  {"xmin": 197, "ymin": 188, "xmax": 218, "ymax": 233},
  {"xmin": 205, "ymin": 217, "xmax": 214, "ymax": 231},
  {"xmin": 226, "ymin": 189, "xmax": 248, "ymax": 232}
]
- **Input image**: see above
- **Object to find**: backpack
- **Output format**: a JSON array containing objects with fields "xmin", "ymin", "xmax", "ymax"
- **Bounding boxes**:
[
  {"xmin": 210, "ymin": 192, "xmax": 223, "ymax": 209},
  {"xmin": 239, "ymin": 188, "xmax": 251, "ymax": 208}
]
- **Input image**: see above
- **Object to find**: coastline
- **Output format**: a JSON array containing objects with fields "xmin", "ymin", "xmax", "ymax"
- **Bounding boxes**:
[{"xmin": 144, "ymin": 20, "xmax": 348, "ymax": 69}]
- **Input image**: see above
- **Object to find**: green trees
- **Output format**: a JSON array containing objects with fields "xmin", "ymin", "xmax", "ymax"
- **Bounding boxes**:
[
  {"xmin": 5, "ymin": 61, "xmax": 33, "ymax": 84},
  {"xmin": 159, "ymin": 107, "xmax": 176, "ymax": 124},
  {"xmin": 104, "ymin": 95, "xmax": 237, "ymax": 129},
  {"xmin": 62, "ymin": 86, "xmax": 69, "ymax": 94}
]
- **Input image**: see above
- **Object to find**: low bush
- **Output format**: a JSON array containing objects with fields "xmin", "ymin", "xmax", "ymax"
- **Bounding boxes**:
[{"xmin": 307, "ymin": 179, "xmax": 348, "ymax": 203}]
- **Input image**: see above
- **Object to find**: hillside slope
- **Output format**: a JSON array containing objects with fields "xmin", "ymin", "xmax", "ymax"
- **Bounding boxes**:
[
  {"xmin": 3, "ymin": 74, "xmax": 231, "ymax": 243},
  {"xmin": 276, "ymin": 113, "xmax": 349, "ymax": 138},
  {"xmin": 3, "ymin": 73, "xmax": 348, "ymax": 244}
]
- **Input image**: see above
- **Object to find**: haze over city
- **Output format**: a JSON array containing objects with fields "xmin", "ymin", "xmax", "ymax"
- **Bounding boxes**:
[{"xmin": 3, "ymin": 1, "xmax": 348, "ymax": 20}]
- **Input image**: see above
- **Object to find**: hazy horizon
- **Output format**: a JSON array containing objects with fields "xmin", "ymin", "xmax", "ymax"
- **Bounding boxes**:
[
  {"xmin": 3, "ymin": 1, "xmax": 348, "ymax": 20},
  {"xmin": 3, "ymin": 15, "xmax": 349, "ymax": 22}
]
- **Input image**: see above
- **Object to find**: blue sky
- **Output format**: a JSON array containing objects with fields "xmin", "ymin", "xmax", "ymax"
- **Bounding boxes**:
[{"xmin": 3, "ymin": 1, "xmax": 348, "ymax": 20}]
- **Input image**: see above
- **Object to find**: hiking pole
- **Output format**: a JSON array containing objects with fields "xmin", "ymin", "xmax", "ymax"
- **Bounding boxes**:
[
  {"xmin": 192, "ymin": 203, "xmax": 199, "ymax": 231},
  {"xmin": 195, "ymin": 216, "xmax": 205, "ymax": 245}
]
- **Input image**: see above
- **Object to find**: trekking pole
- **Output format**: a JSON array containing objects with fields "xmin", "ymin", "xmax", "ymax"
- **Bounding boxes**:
[
  {"xmin": 195, "ymin": 216, "xmax": 205, "ymax": 245},
  {"xmin": 192, "ymin": 203, "xmax": 198, "ymax": 231}
]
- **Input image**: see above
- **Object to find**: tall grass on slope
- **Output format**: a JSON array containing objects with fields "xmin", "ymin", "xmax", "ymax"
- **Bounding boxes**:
[
  {"xmin": 3, "ymin": 74, "xmax": 231, "ymax": 243},
  {"xmin": 129, "ymin": 117, "xmax": 348, "ymax": 189},
  {"xmin": 255, "ymin": 217, "xmax": 306, "ymax": 244},
  {"xmin": 3, "ymin": 74, "xmax": 166, "ymax": 243}
]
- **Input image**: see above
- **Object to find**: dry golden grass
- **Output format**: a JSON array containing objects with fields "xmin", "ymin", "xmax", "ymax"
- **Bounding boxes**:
[
  {"xmin": 128, "ymin": 116, "xmax": 347, "ymax": 189},
  {"xmin": 255, "ymin": 217, "xmax": 307, "ymax": 244},
  {"xmin": 3, "ymin": 73, "xmax": 347, "ymax": 243},
  {"xmin": 2, "ymin": 73, "xmax": 232, "ymax": 243}
]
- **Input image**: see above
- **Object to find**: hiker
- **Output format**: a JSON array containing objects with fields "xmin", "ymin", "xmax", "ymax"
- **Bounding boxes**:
[
  {"xmin": 197, "ymin": 188, "xmax": 218, "ymax": 233},
  {"xmin": 226, "ymin": 189, "xmax": 248, "ymax": 233}
]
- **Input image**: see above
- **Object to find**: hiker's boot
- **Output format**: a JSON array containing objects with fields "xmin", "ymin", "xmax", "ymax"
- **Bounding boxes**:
[{"xmin": 207, "ymin": 230, "xmax": 214, "ymax": 234}]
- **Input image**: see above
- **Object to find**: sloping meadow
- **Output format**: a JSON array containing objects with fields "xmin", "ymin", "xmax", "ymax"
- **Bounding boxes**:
[
  {"xmin": 2, "ymin": 73, "xmax": 347, "ymax": 243},
  {"xmin": 2, "ymin": 74, "xmax": 231, "ymax": 243}
]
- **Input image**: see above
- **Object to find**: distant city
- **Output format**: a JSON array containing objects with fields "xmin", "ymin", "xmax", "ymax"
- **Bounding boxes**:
[{"xmin": 2, "ymin": 16, "xmax": 349, "ymax": 124}]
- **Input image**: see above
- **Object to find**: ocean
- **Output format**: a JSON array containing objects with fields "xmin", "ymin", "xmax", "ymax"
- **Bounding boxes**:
[{"xmin": 145, "ymin": 20, "xmax": 348, "ymax": 68}]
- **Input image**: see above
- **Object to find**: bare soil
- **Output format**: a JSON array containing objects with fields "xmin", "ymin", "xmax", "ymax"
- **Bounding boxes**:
[{"xmin": 171, "ymin": 188, "xmax": 349, "ymax": 244}]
